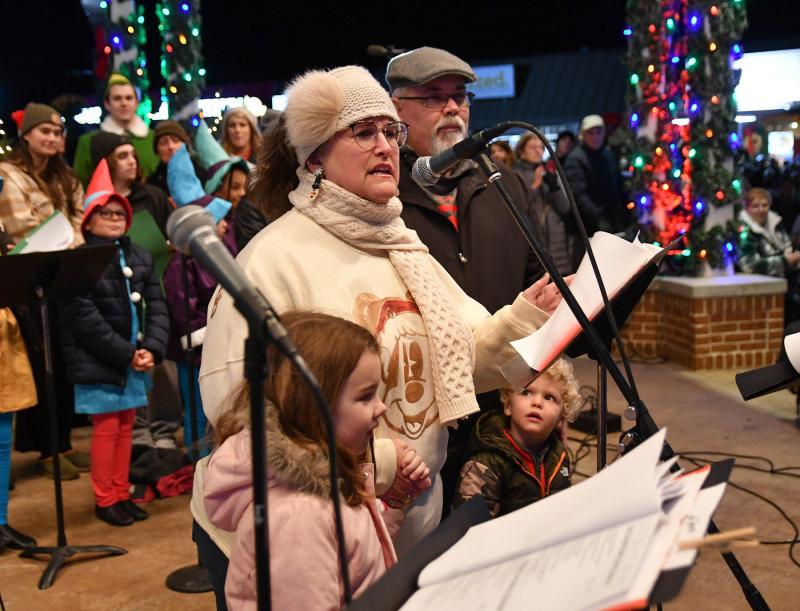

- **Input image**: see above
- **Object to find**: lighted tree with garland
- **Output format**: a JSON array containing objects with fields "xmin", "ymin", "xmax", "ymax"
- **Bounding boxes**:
[
  {"xmin": 619, "ymin": 0, "xmax": 747, "ymax": 274},
  {"xmin": 81, "ymin": 0, "xmax": 152, "ymax": 120},
  {"xmin": 156, "ymin": 0, "xmax": 207, "ymax": 124}
]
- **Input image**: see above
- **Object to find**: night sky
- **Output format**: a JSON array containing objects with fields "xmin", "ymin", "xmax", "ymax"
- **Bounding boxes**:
[{"xmin": 1, "ymin": 0, "xmax": 798, "ymax": 115}]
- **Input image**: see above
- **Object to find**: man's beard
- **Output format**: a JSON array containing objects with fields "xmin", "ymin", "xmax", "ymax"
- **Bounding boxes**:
[{"xmin": 430, "ymin": 116, "xmax": 468, "ymax": 155}]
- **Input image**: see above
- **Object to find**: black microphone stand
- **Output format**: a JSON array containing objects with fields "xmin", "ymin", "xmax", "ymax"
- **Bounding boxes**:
[
  {"xmin": 229, "ymin": 287, "xmax": 353, "ymax": 610},
  {"xmin": 472, "ymin": 121, "xmax": 768, "ymax": 610},
  {"xmin": 165, "ymin": 253, "xmax": 213, "ymax": 594}
]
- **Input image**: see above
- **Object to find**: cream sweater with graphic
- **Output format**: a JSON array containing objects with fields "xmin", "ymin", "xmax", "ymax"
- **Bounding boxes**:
[{"xmin": 199, "ymin": 209, "xmax": 548, "ymax": 552}]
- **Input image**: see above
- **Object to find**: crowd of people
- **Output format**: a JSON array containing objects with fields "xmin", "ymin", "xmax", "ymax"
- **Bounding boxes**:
[{"xmin": 2, "ymin": 42, "xmax": 792, "ymax": 610}]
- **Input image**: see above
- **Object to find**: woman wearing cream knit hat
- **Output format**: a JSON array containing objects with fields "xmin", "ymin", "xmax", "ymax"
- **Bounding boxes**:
[{"xmin": 198, "ymin": 66, "xmax": 561, "ymax": 567}]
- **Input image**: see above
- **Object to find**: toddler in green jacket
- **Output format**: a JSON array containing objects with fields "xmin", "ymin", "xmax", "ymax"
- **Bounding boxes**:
[{"xmin": 453, "ymin": 359, "xmax": 580, "ymax": 518}]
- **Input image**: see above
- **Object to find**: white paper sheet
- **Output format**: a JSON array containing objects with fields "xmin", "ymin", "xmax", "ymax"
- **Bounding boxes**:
[
  {"xmin": 510, "ymin": 232, "xmax": 662, "ymax": 372},
  {"xmin": 417, "ymin": 429, "xmax": 668, "ymax": 588},
  {"xmin": 401, "ymin": 515, "xmax": 661, "ymax": 611},
  {"xmin": 11, "ymin": 211, "xmax": 74, "ymax": 254}
]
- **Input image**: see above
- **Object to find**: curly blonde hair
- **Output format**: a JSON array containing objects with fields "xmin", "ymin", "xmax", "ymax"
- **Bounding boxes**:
[{"xmin": 500, "ymin": 358, "xmax": 581, "ymax": 423}]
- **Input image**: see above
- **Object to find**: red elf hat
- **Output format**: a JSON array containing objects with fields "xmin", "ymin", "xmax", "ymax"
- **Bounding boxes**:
[{"xmin": 81, "ymin": 159, "xmax": 133, "ymax": 236}]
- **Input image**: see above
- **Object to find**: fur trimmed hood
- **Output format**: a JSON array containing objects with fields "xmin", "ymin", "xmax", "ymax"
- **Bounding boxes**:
[
  {"xmin": 203, "ymin": 404, "xmax": 333, "ymax": 533},
  {"xmin": 283, "ymin": 65, "xmax": 399, "ymax": 165}
]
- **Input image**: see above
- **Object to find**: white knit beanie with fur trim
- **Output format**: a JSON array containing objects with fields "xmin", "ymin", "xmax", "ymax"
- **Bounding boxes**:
[{"xmin": 284, "ymin": 66, "xmax": 400, "ymax": 166}]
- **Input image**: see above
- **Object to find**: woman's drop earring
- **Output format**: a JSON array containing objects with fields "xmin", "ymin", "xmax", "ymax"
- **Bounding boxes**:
[{"xmin": 310, "ymin": 168, "xmax": 324, "ymax": 200}]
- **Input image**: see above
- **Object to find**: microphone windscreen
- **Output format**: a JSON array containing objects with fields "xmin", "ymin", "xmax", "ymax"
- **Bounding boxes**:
[
  {"xmin": 166, "ymin": 205, "xmax": 216, "ymax": 251},
  {"xmin": 411, "ymin": 156, "xmax": 439, "ymax": 187}
]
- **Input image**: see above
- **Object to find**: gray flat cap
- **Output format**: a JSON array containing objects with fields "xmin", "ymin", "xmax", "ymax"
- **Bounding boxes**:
[{"xmin": 386, "ymin": 47, "xmax": 477, "ymax": 92}]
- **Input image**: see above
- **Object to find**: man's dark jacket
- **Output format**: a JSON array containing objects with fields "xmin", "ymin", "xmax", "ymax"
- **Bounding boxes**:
[{"xmin": 398, "ymin": 149, "xmax": 546, "ymax": 314}]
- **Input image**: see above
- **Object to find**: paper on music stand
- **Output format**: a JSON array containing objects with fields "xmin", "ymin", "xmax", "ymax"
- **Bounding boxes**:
[
  {"xmin": 10, "ymin": 211, "xmax": 74, "ymax": 255},
  {"xmin": 510, "ymin": 232, "xmax": 664, "ymax": 374},
  {"xmin": 400, "ymin": 428, "xmax": 729, "ymax": 611}
]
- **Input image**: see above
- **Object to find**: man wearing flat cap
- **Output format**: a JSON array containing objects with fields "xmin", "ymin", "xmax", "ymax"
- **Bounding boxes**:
[
  {"xmin": 387, "ymin": 47, "xmax": 547, "ymax": 515},
  {"xmin": 388, "ymin": 47, "xmax": 546, "ymax": 314}
]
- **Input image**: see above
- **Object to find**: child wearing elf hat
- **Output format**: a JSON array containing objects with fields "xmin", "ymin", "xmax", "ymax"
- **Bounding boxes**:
[
  {"xmin": 162, "ymin": 142, "xmax": 237, "ymax": 459},
  {"xmin": 194, "ymin": 120, "xmax": 252, "ymax": 210},
  {"xmin": 73, "ymin": 73, "xmax": 159, "ymax": 187},
  {"xmin": 59, "ymin": 159, "xmax": 169, "ymax": 527}
]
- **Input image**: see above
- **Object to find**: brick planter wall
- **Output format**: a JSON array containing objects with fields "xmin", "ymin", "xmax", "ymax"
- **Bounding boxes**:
[{"xmin": 620, "ymin": 274, "xmax": 786, "ymax": 370}]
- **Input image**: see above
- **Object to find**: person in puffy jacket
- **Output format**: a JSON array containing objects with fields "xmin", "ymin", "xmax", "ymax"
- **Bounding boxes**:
[
  {"xmin": 59, "ymin": 159, "xmax": 168, "ymax": 527},
  {"xmin": 204, "ymin": 312, "xmax": 430, "ymax": 610},
  {"xmin": 453, "ymin": 358, "xmax": 580, "ymax": 518}
]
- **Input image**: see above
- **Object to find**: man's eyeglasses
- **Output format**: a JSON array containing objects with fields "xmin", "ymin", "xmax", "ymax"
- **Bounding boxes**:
[
  {"xmin": 394, "ymin": 92, "xmax": 475, "ymax": 109},
  {"xmin": 349, "ymin": 121, "xmax": 409, "ymax": 151},
  {"xmin": 96, "ymin": 209, "xmax": 128, "ymax": 220}
]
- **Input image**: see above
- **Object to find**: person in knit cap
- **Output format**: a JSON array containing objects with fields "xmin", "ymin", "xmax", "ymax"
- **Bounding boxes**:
[
  {"xmin": 59, "ymin": 159, "xmax": 169, "ymax": 527},
  {"xmin": 199, "ymin": 65, "xmax": 563, "ymax": 559},
  {"xmin": 146, "ymin": 120, "xmax": 198, "ymax": 196},
  {"xmin": 73, "ymin": 73, "xmax": 159, "ymax": 187},
  {"xmin": 219, "ymin": 107, "xmax": 261, "ymax": 164},
  {"xmin": 0, "ymin": 102, "xmax": 85, "ymax": 480},
  {"xmin": 89, "ymin": 131, "xmax": 173, "ymax": 238},
  {"xmin": 0, "ymin": 102, "xmax": 84, "ymax": 246},
  {"xmin": 163, "ymin": 142, "xmax": 235, "ymax": 461}
]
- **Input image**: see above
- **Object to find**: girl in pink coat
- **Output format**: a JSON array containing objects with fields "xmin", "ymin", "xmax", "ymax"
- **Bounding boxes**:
[{"xmin": 204, "ymin": 312, "xmax": 431, "ymax": 610}]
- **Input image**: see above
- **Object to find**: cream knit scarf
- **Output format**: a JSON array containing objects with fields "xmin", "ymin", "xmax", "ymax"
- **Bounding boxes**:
[{"xmin": 289, "ymin": 168, "xmax": 479, "ymax": 425}]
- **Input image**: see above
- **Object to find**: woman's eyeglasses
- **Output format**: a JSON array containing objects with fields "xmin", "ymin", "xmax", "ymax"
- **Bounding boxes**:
[
  {"xmin": 349, "ymin": 121, "xmax": 409, "ymax": 151},
  {"xmin": 96, "ymin": 209, "xmax": 128, "ymax": 220}
]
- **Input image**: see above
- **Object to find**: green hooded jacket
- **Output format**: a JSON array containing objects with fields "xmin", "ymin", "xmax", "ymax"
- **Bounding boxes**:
[{"xmin": 452, "ymin": 408, "xmax": 571, "ymax": 518}]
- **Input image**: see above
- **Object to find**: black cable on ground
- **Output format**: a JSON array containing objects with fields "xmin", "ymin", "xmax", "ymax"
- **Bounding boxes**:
[{"xmin": 680, "ymin": 455, "xmax": 800, "ymax": 570}]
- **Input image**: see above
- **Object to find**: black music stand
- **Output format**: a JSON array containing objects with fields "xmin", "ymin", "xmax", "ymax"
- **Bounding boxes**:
[
  {"xmin": 565, "ymin": 259, "xmax": 662, "ymax": 467},
  {"xmin": 345, "ymin": 496, "xmax": 491, "ymax": 611},
  {"xmin": 0, "ymin": 245, "xmax": 127, "ymax": 589}
]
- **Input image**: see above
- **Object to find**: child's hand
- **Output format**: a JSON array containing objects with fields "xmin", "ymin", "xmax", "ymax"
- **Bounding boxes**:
[
  {"xmin": 132, "ymin": 349, "xmax": 155, "ymax": 371},
  {"xmin": 380, "ymin": 439, "xmax": 432, "ymax": 509},
  {"xmin": 399, "ymin": 446, "xmax": 431, "ymax": 488}
]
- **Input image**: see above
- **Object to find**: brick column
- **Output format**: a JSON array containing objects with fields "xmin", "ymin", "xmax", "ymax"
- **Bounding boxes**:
[{"xmin": 621, "ymin": 274, "xmax": 786, "ymax": 370}]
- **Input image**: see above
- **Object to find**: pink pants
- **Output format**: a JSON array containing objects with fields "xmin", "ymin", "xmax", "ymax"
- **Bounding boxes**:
[{"xmin": 90, "ymin": 409, "xmax": 135, "ymax": 508}]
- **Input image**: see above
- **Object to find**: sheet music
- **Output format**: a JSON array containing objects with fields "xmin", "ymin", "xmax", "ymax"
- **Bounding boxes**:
[
  {"xmin": 510, "ymin": 232, "xmax": 662, "ymax": 372},
  {"xmin": 662, "ymin": 481, "xmax": 728, "ymax": 570},
  {"xmin": 10, "ymin": 211, "xmax": 74, "ymax": 254},
  {"xmin": 417, "ymin": 429, "xmax": 668, "ymax": 589},
  {"xmin": 401, "ymin": 515, "xmax": 661, "ymax": 611}
]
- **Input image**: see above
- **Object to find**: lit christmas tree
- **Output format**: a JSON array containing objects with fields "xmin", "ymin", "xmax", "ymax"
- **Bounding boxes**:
[
  {"xmin": 156, "ymin": 0, "xmax": 207, "ymax": 125},
  {"xmin": 81, "ymin": 0, "xmax": 152, "ymax": 121},
  {"xmin": 619, "ymin": 0, "xmax": 747, "ymax": 274}
]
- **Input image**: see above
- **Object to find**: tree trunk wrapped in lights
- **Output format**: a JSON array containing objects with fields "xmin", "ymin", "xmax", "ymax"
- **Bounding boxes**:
[
  {"xmin": 156, "ymin": 0, "xmax": 207, "ymax": 125},
  {"xmin": 618, "ymin": 0, "xmax": 747, "ymax": 274}
]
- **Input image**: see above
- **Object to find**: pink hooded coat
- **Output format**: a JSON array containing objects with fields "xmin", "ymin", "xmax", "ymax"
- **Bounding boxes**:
[{"xmin": 204, "ymin": 411, "xmax": 396, "ymax": 610}]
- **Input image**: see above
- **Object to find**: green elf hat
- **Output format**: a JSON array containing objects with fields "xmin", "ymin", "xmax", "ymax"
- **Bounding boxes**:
[
  {"xmin": 105, "ymin": 72, "xmax": 138, "ymax": 98},
  {"xmin": 193, "ymin": 120, "xmax": 252, "ymax": 195}
]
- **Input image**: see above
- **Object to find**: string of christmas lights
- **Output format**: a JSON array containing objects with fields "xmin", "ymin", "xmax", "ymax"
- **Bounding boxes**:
[
  {"xmin": 156, "ymin": 0, "xmax": 207, "ymax": 125},
  {"xmin": 619, "ymin": 0, "xmax": 748, "ymax": 274}
]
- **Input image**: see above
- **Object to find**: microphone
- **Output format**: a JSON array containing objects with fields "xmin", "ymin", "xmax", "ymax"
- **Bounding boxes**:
[
  {"xmin": 411, "ymin": 122, "xmax": 514, "ymax": 186},
  {"xmin": 166, "ymin": 205, "xmax": 296, "ymax": 355}
]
